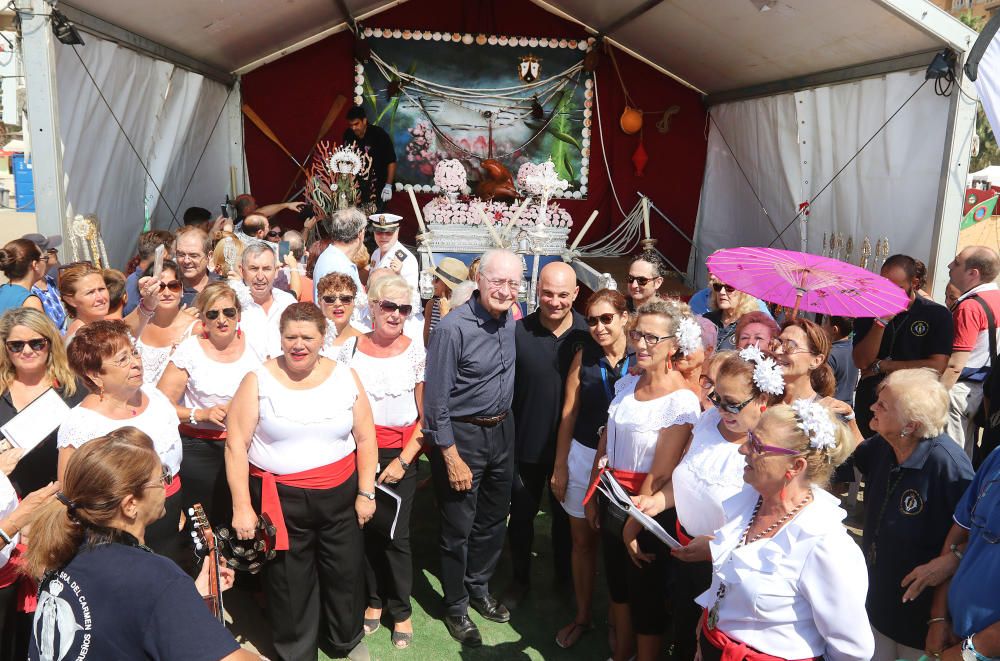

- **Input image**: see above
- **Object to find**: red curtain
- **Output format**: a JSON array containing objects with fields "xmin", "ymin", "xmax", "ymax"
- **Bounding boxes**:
[{"xmin": 241, "ymin": 0, "xmax": 707, "ymax": 271}]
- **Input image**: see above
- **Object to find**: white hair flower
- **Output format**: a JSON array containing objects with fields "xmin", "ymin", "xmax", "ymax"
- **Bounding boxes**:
[
  {"xmin": 791, "ymin": 399, "xmax": 838, "ymax": 454},
  {"xmin": 739, "ymin": 345, "xmax": 785, "ymax": 396},
  {"xmin": 676, "ymin": 316, "xmax": 703, "ymax": 356}
]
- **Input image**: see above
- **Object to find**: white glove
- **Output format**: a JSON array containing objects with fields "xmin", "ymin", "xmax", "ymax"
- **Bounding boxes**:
[{"xmin": 381, "ymin": 184, "xmax": 393, "ymax": 202}]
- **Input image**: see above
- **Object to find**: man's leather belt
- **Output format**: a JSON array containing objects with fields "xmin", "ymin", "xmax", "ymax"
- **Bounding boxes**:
[{"xmin": 452, "ymin": 411, "xmax": 509, "ymax": 428}]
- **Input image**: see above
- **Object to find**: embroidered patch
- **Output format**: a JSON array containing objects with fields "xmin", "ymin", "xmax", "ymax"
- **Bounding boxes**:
[
  {"xmin": 910, "ymin": 320, "xmax": 929, "ymax": 337},
  {"xmin": 900, "ymin": 488, "xmax": 924, "ymax": 515}
]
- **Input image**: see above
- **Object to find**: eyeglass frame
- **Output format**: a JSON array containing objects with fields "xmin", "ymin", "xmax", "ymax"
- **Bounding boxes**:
[
  {"xmin": 143, "ymin": 465, "xmax": 174, "ymax": 489},
  {"xmin": 320, "ymin": 293, "xmax": 356, "ymax": 305},
  {"xmin": 747, "ymin": 429, "xmax": 801, "ymax": 457},
  {"xmin": 628, "ymin": 329, "xmax": 674, "ymax": 347},
  {"xmin": 204, "ymin": 307, "xmax": 238, "ymax": 321},
  {"xmin": 769, "ymin": 338, "xmax": 815, "ymax": 355},
  {"xmin": 5, "ymin": 338, "xmax": 50, "ymax": 354},
  {"xmin": 483, "ymin": 276, "xmax": 523, "ymax": 292},
  {"xmin": 708, "ymin": 390, "xmax": 756, "ymax": 414},
  {"xmin": 586, "ymin": 313, "xmax": 617, "ymax": 327},
  {"xmin": 373, "ymin": 299, "xmax": 413, "ymax": 316},
  {"xmin": 626, "ymin": 274, "xmax": 659, "ymax": 286},
  {"xmin": 108, "ymin": 348, "xmax": 141, "ymax": 369}
]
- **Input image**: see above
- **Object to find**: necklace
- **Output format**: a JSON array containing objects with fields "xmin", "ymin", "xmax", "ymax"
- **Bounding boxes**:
[
  {"xmin": 707, "ymin": 489, "xmax": 814, "ymax": 630},
  {"xmin": 107, "ymin": 396, "xmax": 139, "ymax": 417}
]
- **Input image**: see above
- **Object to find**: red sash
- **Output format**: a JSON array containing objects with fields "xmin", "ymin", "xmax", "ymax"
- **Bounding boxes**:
[
  {"xmin": 165, "ymin": 474, "xmax": 181, "ymax": 498},
  {"xmin": 582, "ymin": 466, "xmax": 649, "ymax": 506},
  {"xmin": 701, "ymin": 610, "xmax": 819, "ymax": 661},
  {"xmin": 0, "ymin": 544, "xmax": 36, "ymax": 612},
  {"xmin": 374, "ymin": 422, "xmax": 419, "ymax": 449},
  {"xmin": 178, "ymin": 423, "xmax": 227, "ymax": 441},
  {"xmin": 249, "ymin": 454, "xmax": 356, "ymax": 551},
  {"xmin": 676, "ymin": 520, "xmax": 694, "ymax": 546}
]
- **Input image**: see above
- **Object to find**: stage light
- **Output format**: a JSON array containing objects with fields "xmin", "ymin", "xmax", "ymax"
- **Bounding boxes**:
[
  {"xmin": 51, "ymin": 9, "xmax": 85, "ymax": 46},
  {"xmin": 926, "ymin": 49, "xmax": 956, "ymax": 80}
]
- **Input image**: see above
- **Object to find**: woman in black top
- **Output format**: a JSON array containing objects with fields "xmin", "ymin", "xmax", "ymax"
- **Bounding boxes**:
[
  {"xmin": 0, "ymin": 308, "xmax": 83, "ymax": 496},
  {"xmin": 24, "ymin": 427, "xmax": 255, "ymax": 661},
  {"xmin": 551, "ymin": 289, "xmax": 633, "ymax": 649}
]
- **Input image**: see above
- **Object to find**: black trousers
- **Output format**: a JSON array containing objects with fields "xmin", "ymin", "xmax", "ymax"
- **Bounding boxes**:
[
  {"xmin": 180, "ymin": 434, "xmax": 232, "ymax": 527},
  {"xmin": 251, "ymin": 472, "xmax": 364, "ymax": 661},
  {"xmin": 668, "ymin": 556, "xmax": 713, "ymax": 661},
  {"xmin": 430, "ymin": 416, "xmax": 515, "ymax": 618},
  {"xmin": 364, "ymin": 447, "xmax": 416, "ymax": 622},
  {"xmin": 507, "ymin": 460, "xmax": 571, "ymax": 586},
  {"xmin": 145, "ymin": 488, "xmax": 192, "ymax": 573},
  {"xmin": 0, "ymin": 582, "xmax": 29, "ymax": 661}
]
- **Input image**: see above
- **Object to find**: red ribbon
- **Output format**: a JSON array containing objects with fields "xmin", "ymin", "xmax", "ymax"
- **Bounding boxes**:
[
  {"xmin": 249, "ymin": 454, "xmax": 356, "ymax": 551},
  {"xmin": 178, "ymin": 423, "xmax": 227, "ymax": 441},
  {"xmin": 374, "ymin": 422, "xmax": 419, "ymax": 449},
  {"xmin": 581, "ymin": 466, "xmax": 648, "ymax": 507},
  {"xmin": 700, "ymin": 609, "xmax": 819, "ymax": 661}
]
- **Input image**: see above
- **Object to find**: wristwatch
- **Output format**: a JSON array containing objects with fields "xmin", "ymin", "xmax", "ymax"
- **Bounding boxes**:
[
  {"xmin": 962, "ymin": 635, "xmax": 988, "ymax": 661},
  {"xmin": 357, "ymin": 489, "xmax": 376, "ymax": 501},
  {"xmin": 951, "ymin": 543, "xmax": 964, "ymax": 561},
  {"xmin": 397, "ymin": 457, "xmax": 412, "ymax": 470}
]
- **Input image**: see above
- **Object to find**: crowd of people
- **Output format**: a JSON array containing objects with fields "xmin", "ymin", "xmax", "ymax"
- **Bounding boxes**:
[{"xmin": 0, "ymin": 202, "xmax": 994, "ymax": 661}]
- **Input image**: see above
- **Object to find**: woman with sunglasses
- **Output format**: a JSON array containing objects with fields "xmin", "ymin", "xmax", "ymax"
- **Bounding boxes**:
[
  {"xmin": 705, "ymin": 276, "xmax": 764, "ymax": 351},
  {"xmin": 317, "ymin": 272, "xmax": 365, "ymax": 360},
  {"xmin": 584, "ymin": 299, "xmax": 701, "ymax": 661},
  {"xmin": 0, "ymin": 309, "xmax": 83, "ymax": 496},
  {"xmin": 25, "ymin": 428, "xmax": 257, "ymax": 661},
  {"xmin": 696, "ymin": 349, "xmax": 734, "ymax": 411},
  {"xmin": 344, "ymin": 274, "xmax": 424, "ymax": 648},
  {"xmin": 59, "ymin": 263, "xmax": 163, "ymax": 342},
  {"xmin": 0, "ymin": 239, "xmax": 46, "ymax": 315},
  {"xmin": 135, "ymin": 259, "xmax": 197, "ymax": 385},
  {"xmin": 674, "ymin": 400, "xmax": 873, "ymax": 661},
  {"xmin": 626, "ymin": 251, "xmax": 665, "ymax": 313},
  {"xmin": 157, "ymin": 282, "xmax": 260, "ymax": 525},
  {"xmin": 58, "ymin": 320, "xmax": 187, "ymax": 566},
  {"xmin": 549, "ymin": 289, "xmax": 632, "ymax": 650}
]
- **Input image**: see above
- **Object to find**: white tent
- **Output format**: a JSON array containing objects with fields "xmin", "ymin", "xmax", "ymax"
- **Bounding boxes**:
[
  {"xmin": 19, "ymin": 0, "xmax": 979, "ymax": 294},
  {"xmin": 967, "ymin": 165, "xmax": 1000, "ymax": 188}
]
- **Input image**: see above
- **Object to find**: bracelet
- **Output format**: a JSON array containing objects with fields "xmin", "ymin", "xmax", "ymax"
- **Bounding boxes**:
[
  {"xmin": 843, "ymin": 412, "xmax": 856, "ymax": 421},
  {"xmin": 874, "ymin": 317, "xmax": 889, "ymax": 328},
  {"xmin": 398, "ymin": 457, "xmax": 411, "ymax": 470},
  {"xmin": 189, "ymin": 408, "xmax": 199, "ymax": 425},
  {"xmin": 138, "ymin": 304, "xmax": 155, "ymax": 318},
  {"xmin": 0, "ymin": 527, "xmax": 11, "ymax": 545},
  {"xmin": 951, "ymin": 543, "xmax": 964, "ymax": 561},
  {"xmin": 927, "ymin": 617, "xmax": 948, "ymax": 625}
]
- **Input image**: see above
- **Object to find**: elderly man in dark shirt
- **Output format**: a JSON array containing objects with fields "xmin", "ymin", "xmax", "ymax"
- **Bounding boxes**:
[
  {"xmin": 424, "ymin": 248, "xmax": 522, "ymax": 647},
  {"xmin": 504, "ymin": 262, "xmax": 588, "ymax": 607}
]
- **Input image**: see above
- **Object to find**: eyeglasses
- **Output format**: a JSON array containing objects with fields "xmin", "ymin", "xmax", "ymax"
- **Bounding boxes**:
[
  {"xmin": 204, "ymin": 307, "xmax": 238, "ymax": 320},
  {"xmin": 375, "ymin": 300, "xmax": 413, "ymax": 316},
  {"xmin": 109, "ymin": 349, "xmax": 141, "ymax": 369},
  {"xmin": 586, "ymin": 313, "xmax": 617, "ymax": 327},
  {"xmin": 6, "ymin": 338, "xmax": 50, "ymax": 353},
  {"xmin": 626, "ymin": 275, "xmax": 656, "ymax": 286},
  {"xmin": 158, "ymin": 280, "xmax": 183, "ymax": 292},
  {"xmin": 712, "ymin": 282, "xmax": 732, "ymax": 293},
  {"xmin": 321, "ymin": 294, "xmax": 355, "ymax": 305},
  {"xmin": 699, "ymin": 375, "xmax": 715, "ymax": 390},
  {"xmin": 266, "ymin": 230, "xmax": 281, "ymax": 238},
  {"xmin": 628, "ymin": 329, "xmax": 674, "ymax": 347},
  {"xmin": 484, "ymin": 277, "xmax": 523, "ymax": 292},
  {"xmin": 708, "ymin": 390, "xmax": 756, "ymax": 414},
  {"xmin": 747, "ymin": 429, "xmax": 801, "ymax": 456},
  {"xmin": 144, "ymin": 465, "xmax": 173, "ymax": 489},
  {"xmin": 768, "ymin": 338, "xmax": 813, "ymax": 355}
]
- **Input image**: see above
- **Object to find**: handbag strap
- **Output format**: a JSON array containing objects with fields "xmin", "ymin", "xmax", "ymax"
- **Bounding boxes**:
[{"xmin": 970, "ymin": 295, "xmax": 997, "ymax": 368}]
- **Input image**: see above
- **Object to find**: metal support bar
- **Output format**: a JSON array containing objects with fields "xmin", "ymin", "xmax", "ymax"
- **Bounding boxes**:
[
  {"xmin": 873, "ymin": 0, "xmax": 978, "ymax": 53},
  {"xmin": 225, "ymin": 79, "xmax": 247, "ymax": 198},
  {"xmin": 18, "ymin": 0, "xmax": 66, "ymax": 238},
  {"xmin": 58, "ymin": 3, "xmax": 235, "ymax": 86},
  {"xmin": 565, "ymin": 256, "xmax": 608, "ymax": 292}
]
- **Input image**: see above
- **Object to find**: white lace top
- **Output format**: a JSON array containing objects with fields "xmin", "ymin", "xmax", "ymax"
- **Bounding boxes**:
[
  {"xmin": 168, "ymin": 336, "xmax": 261, "ymax": 430},
  {"xmin": 57, "ymin": 385, "xmax": 183, "ymax": 475},
  {"xmin": 349, "ymin": 340, "xmax": 425, "ymax": 426},
  {"xmin": 322, "ymin": 334, "xmax": 359, "ymax": 363},
  {"xmin": 606, "ymin": 374, "xmax": 701, "ymax": 475},
  {"xmin": 248, "ymin": 363, "xmax": 358, "ymax": 475},
  {"xmin": 672, "ymin": 407, "xmax": 756, "ymax": 537},
  {"xmin": 136, "ymin": 321, "xmax": 195, "ymax": 385}
]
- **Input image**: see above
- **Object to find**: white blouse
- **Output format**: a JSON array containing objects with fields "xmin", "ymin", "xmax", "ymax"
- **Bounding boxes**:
[
  {"xmin": 136, "ymin": 321, "xmax": 194, "ymax": 385},
  {"xmin": 606, "ymin": 374, "xmax": 700, "ymax": 474},
  {"xmin": 672, "ymin": 407, "xmax": 756, "ymax": 537},
  {"xmin": 349, "ymin": 341, "xmax": 425, "ymax": 427},
  {"xmin": 695, "ymin": 488, "xmax": 874, "ymax": 661},
  {"xmin": 0, "ymin": 473, "xmax": 19, "ymax": 567},
  {"xmin": 168, "ymin": 336, "xmax": 261, "ymax": 430},
  {"xmin": 248, "ymin": 364, "xmax": 358, "ymax": 475},
  {"xmin": 56, "ymin": 385, "xmax": 183, "ymax": 476}
]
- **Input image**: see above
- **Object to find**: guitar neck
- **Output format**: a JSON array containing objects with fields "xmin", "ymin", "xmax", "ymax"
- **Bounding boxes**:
[{"xmin": 203, "ymin": 548, "xmax": 225, "ymax": 624}]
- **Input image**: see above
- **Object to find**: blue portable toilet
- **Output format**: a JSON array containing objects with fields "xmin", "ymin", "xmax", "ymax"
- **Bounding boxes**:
[{"xmin": 12, "ymin": 153, "xmax": 34, "ymax": 212}]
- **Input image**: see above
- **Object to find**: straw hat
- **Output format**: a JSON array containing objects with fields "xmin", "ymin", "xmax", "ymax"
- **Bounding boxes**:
[{"xmin": 430, "ymin": 257, "xmax": 469, "ymax": 290}]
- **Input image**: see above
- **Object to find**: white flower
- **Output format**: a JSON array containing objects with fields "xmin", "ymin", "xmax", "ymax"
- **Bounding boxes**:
[
  {"xmin": 739, "ymin": 344, "xmax": 764, "ymax": 364},
  {"xmin": 739, "ymin": 345, "xmax": 784, "ymax": 396},
  {"xmin": 676, "ymin": 316, "xmax": 702, "ymax": 356},
  {"xmin": 791, "ymin": 399, "xmax": 838, "ymax": 452}
]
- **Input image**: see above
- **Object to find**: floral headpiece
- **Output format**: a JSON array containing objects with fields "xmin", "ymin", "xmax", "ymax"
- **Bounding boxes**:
[
  {"xmin": 790, "ymin": 399, "xmax": 837, "ymax": 457},
  {"xmin": 738, "ymin": 345, "xmax": 785, "ymax": 396},
  {"xmin": 675, "ymin": 316, "xmax": 703, "ymax": 356},
  {"xmin": 328, "ymin": 144, "xmax": 364, "ymax": 175}
]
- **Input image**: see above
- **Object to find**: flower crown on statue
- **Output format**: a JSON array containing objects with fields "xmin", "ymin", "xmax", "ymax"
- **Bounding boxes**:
[
  {"xmin": 675, "ymin": 316, "xmax": 703, "ymax": 356},
  {"xmin": 328, "ymin": 144, "xmax": 365, "ymax": 175},
  {"xmin": 738, "ymin": 345, "xmax": 785, "ymax": 396},
  {"xmin": 790, "ymin": 399, "xmax": 838, "ymax": 457}
]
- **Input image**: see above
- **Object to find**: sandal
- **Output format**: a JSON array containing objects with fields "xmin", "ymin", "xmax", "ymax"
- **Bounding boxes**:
[
  {"xmin": 391, "ymin": 630, "xmax": 413, "ymax": 649},
  {"xmin": 556, "ymin": 621, "xmax": 592, "ymax": 649},
  {"xmin": 363, "ymin": 618, "xmax": 380, "ymax": 635}
]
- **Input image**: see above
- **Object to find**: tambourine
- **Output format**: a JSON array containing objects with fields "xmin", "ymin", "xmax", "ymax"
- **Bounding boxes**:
[{"xmin": 214, "ymin": 513, "xmax": 278, "ymax": 574}]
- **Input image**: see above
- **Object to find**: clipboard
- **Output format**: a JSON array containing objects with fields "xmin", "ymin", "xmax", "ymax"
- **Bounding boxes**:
[
  {"xmin": 0, "ymin": 388, "xmax": 72, "ymax": 453},
  {"xmin": 594, "ymin": 471, "xmax": 681, "ymax": 550}
]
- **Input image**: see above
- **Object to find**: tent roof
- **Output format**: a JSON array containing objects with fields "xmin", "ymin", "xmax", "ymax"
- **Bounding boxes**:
[{"xmin": 61, "ymin": 0, "xmax": 977, "ymax": 95}]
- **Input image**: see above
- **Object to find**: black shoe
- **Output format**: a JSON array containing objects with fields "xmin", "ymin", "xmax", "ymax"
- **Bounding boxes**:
[
  {"xmin": 470, "ymin": 594, "xmax": 511, "ymax": 623},
  {"xmin": 444, "ymin": 614, "xmax": 482, "ymax": 646},
  {"xmin": 500, "ymin": 581, "xmax": 529, "ymax": 611}
]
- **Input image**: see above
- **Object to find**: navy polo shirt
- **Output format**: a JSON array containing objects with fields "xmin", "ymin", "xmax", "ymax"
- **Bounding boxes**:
[
  {"xmin": 854, "ymin": 433, "xmax": 974, "ymax": 648},
  {"xmin": 572, "ymin": 339, "xmax": 635, "ymax": 450},
  {"xmin": 949, "ymin": 446, "xmax": 1000, "ymax": 638}
]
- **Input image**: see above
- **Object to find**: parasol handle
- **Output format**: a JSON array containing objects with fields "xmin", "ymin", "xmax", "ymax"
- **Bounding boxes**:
[{"xmin": 791, "ymin": 288, "xmax": 806, "ymax": 319}]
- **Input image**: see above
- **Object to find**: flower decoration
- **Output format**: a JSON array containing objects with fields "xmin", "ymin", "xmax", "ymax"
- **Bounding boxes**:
[
  {"xmin": 676, "ymin": 316, "xmax": 703, "ymax": 356},
  {"xmin": 327, "ymin": 144, "xmax": 364, "ymax": 175},
  {"xmin": 517, "ymin": 160, "xmax": 568, "ymax": 196},
  {"xmin": 790, "ymin": 399, "xmax": 837, "ymax": 454},
  {"xmin": 434, "ymin": 159, "xmax": 467, "ymax": 192},
  {"xmin": 739, "ymin": 345, "xmax": 784, "ymax": 396}
]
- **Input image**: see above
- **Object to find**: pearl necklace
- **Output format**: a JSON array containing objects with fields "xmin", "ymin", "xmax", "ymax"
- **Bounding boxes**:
[{"xmin": 742, "ymin": 488, "xmax": 814, "ymax": 546}]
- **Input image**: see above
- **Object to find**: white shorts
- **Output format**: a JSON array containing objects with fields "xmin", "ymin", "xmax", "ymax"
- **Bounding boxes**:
[{"xmin": 561, "ymin": 439, "xmax": 598, "ymax": 519}]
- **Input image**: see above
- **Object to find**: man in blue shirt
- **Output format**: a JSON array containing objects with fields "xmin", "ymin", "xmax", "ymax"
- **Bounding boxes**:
[{"xmin": 311, "ymin": 208, "xmax": 367, "ymax": 306}]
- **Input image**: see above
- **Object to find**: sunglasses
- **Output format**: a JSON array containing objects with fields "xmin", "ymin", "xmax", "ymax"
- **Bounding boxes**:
[
  {"xmin": 626, "ymin": 275, "xmax": 655, "ymax": 286},
  {"xmin": 145, "ymin": 465, "xmax": 174, "ymax": 489},
  {"xmin": 321, "ymin": 294, "xmax": 355, "ymax": 305},
  {"xmin": 708, "ymin": 390, "xmax": 756, "ymax": 414},
  {"xmin": 266, "ymin": 230, "xmax": 281, "ymax": 238},
  {"xmin": 586, "ymin": 313, "xmax": 617, "ymax": 327},
  {"xmin": 768, "ymin": 338, "xmax": 813, "ymax": 355},
  {"xmin": 747, "ymin": 429, "xmax": 801, "ymax": 456},
  {"xmin": 205, "ymin": 307, "xmax": 238, "ymax": 320},
  {"xmin": 628, "ymin": 329, "xmax": 673, "ymax": 347},
  {"xmin": 6, "ymin": 338, "xmax": 49, "ymax": 353},
  {"xmin": 699, "ymin": 374, "xmax": 715, "ymax": 390},
  {"xmin": 712, "ymin": 282, "xmax": 732, "ymax": 293},
  {"xmin": 376, "ymin": 300, "xmax": 413, "ymax": 316},
  {"xmin": 158, "ymin": 280, "xmax": 183, "ymax": 292}
]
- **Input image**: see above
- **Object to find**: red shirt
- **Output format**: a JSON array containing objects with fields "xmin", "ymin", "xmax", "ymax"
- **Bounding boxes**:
[{"xmin": 953, "ymin": 284, "xmax": 1000, "ymax": 370}]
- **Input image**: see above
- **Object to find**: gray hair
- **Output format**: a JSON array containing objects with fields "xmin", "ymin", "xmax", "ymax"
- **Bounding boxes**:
[
  {"xmin": 328, "ymin": 207, "xmax": 367, "ymax": 244},
  {"xmin": 881, "ymin": 368, "xmax": 950, "ymax": 438},
  {"xmin": 241, "ymin": 242, "xmax": 276, "ymax": 268},
  {"xmin": 282, "ymin": 230, "xmax": 305, "ymax": 260},
  {"xmin": 478, "ymin": 248, "xmax": 520, "ymax": 277},
  {"xmin": 449, "ymin": 280, "xmax": 477, "ymax": 308}
]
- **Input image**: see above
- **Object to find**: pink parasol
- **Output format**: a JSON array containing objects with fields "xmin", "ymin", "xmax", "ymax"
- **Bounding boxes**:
[{"xmin": 706, "ymin": 247, "xmax": 909, "ymax": 318}]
